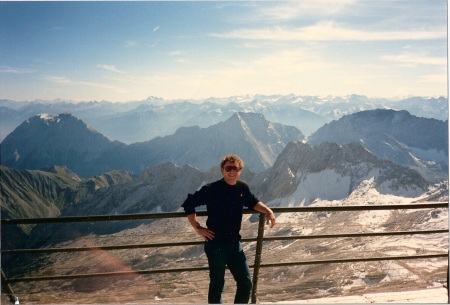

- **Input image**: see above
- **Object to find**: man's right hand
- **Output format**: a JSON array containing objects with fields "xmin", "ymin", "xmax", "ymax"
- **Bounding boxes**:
[{"xmin": 196, "ymin": 226, "xmax": 215, "ymax": 241}]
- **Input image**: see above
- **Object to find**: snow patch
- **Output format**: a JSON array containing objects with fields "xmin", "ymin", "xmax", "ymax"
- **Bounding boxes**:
[
  {"xmin": 275, "ymin": 170, "xmax": 351, "ymax": 207},
  {"xmin": 150, "ymin": 206, "xmax": 163, "ymax": 213},
  {"xmin": 410, "ymin": 147, "xmax": 448, "ymax": 165},
  {"xmin": 14, "ymin": 149, "xmax": 20, "ymax": 161},
  {"xmin": 39, "ymin": 113, "xmax": 53, "ymax": 120},
  {"xmin": 354, "ymin": 210, "xmax": 391, "ymax": 226}
]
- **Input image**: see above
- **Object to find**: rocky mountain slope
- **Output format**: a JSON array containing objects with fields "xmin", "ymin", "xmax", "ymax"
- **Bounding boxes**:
[
  {"xmin": 0, "ymin": 113, "xmax": 126, "ymax": 177},
  {"xmin": 1, "ymin": 112, "xmax": 304, "ymax": 177},
  {"xmin": 16, "ymin": 140, "xmax": 431, "ymax": 248},
  {"xmin": 1, "ymin": 166, "xmax": 134, "ymax": 250},
  {"xmin": 125, "ymin": 112, "xmax": 304, "ymax": 173},
  {"xmin": 307, "ymin": 109, "xmax": 448, "ymax": 182}
]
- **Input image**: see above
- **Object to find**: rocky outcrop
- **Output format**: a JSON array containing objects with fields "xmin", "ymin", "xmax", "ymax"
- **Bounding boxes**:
[{"xmin": 250, "ymin": 141, "xmax": 429, "ymax": 206}]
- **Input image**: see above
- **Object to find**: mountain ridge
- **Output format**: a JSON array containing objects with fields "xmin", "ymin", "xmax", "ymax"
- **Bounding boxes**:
[
  {"xmin": 307, "ymin": 109, "xmax": 448, "ymax": 182},
  {"xmin": 1, "ymin": 111, "xmax": 304, "ymax": 177}
]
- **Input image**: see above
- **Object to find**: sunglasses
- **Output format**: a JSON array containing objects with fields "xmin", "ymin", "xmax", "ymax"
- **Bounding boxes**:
[{"xmin": 224, "ymin": 166, "xmax": 242, "ymax": 172}]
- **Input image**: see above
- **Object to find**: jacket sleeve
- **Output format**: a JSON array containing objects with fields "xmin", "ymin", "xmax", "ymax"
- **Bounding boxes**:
[{"xmin": 181, "ymin": 184, "xmax": 209, "ymax": 215}]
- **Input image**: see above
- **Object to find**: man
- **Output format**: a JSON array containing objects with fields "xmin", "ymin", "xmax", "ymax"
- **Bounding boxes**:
[{"xmin": 182, "ymin": 154, "xmax": 276, "ymax": 304}]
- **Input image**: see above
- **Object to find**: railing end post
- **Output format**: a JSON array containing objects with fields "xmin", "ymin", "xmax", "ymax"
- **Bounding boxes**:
[
  {"xmin": 2, "ymin": 269, "xmax": 18, "ymax": 304},
  {"xmin": 251, "ymin": 212, "xmax": 266, "ymax": 304}
]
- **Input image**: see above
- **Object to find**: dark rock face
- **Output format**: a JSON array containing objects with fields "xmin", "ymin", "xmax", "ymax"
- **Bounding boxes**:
[
  {"xmin": 1, "ymin": 113, "xmax": 125, "ymax": 177},
  {"xmin": 308, "ymin": 109, "xmax": 447, "ymax": 152}
]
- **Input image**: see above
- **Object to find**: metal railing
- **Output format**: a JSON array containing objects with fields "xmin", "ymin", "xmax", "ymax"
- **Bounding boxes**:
[{"xmin": 2, "ymin": 202, "xmax": 448, "ymax": 304}]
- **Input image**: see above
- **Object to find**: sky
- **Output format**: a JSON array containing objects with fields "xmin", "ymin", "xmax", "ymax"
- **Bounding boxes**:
[{"xmin": 0, "ymin": 0, "xmax": 447, "ymax": 102}]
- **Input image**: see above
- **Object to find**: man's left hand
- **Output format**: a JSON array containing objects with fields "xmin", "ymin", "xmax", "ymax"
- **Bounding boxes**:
[{"xmin": 266, "ymin": 209, "xmax": 276, "ymax": 228}]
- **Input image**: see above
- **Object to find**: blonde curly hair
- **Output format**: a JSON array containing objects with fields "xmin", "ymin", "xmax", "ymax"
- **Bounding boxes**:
[{"xmin": 220, "ymin": 154, "xmax": 244, "ymax": 169}]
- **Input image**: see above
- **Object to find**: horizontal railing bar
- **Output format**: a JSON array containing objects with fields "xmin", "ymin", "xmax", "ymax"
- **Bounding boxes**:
[
  {"xmin": 2, "ymin": 202, "xmax": 447, "ymax": 225},
  {"xmin": 262, "ymin": 229, "xmax": 449, "ymax": 242},
  {"xmin": 2, "ymin": 229, "xmax": 447, "ymax": 254},
  {"xmin": 259, "ymin": 253, "xmax": 449, "ymax": 268},
  {"xmin": 1, "ymin": 211, "xmax": 190, "ymax": 225},
  {"xmin": 272, "ymin": 202, "xmax": 448, "ymax": 213},
  {"xmin": 7, "ymin": 253, "xmax": 447, "ymax": 283},
  {"xmin": 1, "ymin": 240, "xmax": 207, "ymax": 254},
  {"xmin": 6, "ymin": 266, "xmax": 211, "ymax": 282}
]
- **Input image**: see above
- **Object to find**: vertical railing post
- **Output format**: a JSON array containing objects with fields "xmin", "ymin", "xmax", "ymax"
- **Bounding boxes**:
[
  {"xmin": 2, "ymin": 269, "xmax": 18, "ymax": 304},
  {"xmin": 251, "ymin": 213, "xmax": 266, "ymax": 304}
]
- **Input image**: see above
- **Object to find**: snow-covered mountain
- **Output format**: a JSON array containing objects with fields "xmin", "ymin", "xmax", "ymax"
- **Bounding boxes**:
[{"xmin": 307, "ymin": 109, "xmax": 448, "ymax": 182}]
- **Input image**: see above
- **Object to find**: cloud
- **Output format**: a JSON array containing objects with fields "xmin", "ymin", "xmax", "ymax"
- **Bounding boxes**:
[
  {"xmin": 169, "ymin": 51, "xmax": 181, "ymax": 56},
  {"xmin": 254, "ymin": 0, "xmax": 357, "ymax": 21},
  {"xmin": 418, "ymin": 74, "xmax": 447, "ymax": 83},
  {"xmin": 381, "ymin": 53, "xmax": 446, "ymax": 66},
  {"xmin": 241, "ymin": 42, "xmax": 261, "ymax": 49},
  {"xmin": 202, "ymin": 49, "xmax": 333, "ymax": 90},
  {"xmin": 153, "ymin": 26, "xmax": 160, "ymax": 32},
  {"xmin": 211, "ymin": 22, "xmax": 447, "ymax": 42},
  {"xmin": 44, "ymin": 75, "xmax": 127, "ymax": 92},
  {"xmin": 0, "ymin": 66, "xmax": 35, "ymax": 74},
  {"xmin": 361, "ymin": 64, "xmax": 386, "ymax": 70},
  {"xmin": 125, "ymin": 40, "xmax": 138, "ymax": 47},
  {"xmin": 44, "ymin": 75, "xmax": 71, "ymax": 84},
  {"xmin": 98, "ymin": 65, "xmax": 125, "ymax": 73}
]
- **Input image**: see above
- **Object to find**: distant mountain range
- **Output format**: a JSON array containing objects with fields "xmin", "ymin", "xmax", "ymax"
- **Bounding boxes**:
[{"xmin": 1, "ymin": 95, "xmax": 447, "ymax": 143}]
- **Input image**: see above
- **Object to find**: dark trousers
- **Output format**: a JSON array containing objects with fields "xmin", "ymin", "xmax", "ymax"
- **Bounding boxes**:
[{"xmin": 204, "ymin": 241, "xmax": 253, "ymax": 304}]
